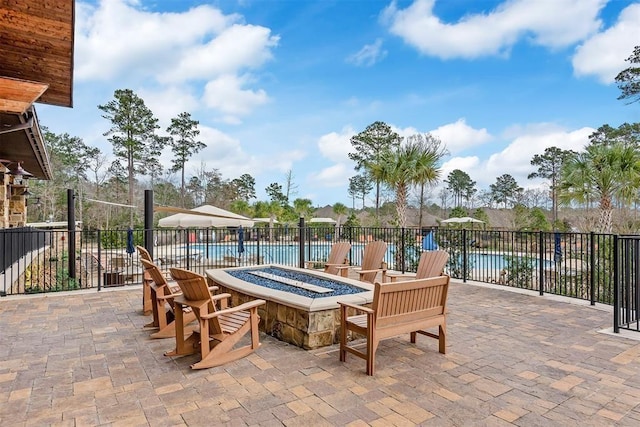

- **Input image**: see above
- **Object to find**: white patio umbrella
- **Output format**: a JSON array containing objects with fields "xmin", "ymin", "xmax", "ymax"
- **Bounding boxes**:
[
  {"xmin": 441, "ymin": 217, "xmax": 484, "ymax": 224},
  {"xmin": 308, "ymin": 217, "xmax": 337, "ymax": 224},
  {"xmin": 158, "ymin": 205, "xmax": 254, "ymax": 228}
]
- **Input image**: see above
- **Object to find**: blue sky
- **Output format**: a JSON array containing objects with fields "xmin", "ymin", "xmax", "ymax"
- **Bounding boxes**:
[{"xmin": 39, "ymin": 0, "xmax": 640, "ymax": 208}]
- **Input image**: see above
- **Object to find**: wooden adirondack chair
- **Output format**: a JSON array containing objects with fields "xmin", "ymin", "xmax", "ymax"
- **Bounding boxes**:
[
  {"xmin": 167, "ymin": 268, "xmax": 266, "ymax": 370},
  {"xmin": 385, "ymin": 250, "xmax": 450, "ymax": 282},
  {"xmin": 140, "ymin": 258, "xmax": 199, "ymax": 339},
  {"xmin": 339, "ymin": 275, "xmax": 450, "ymax": 375},
  {"xmin": 304, "ymin": 242, "xmax": 351, "ymax": 276},
  {"xmin": 136, "ymin": 245, "xmax": 154, "ymax": 315},
  {"xmin": 335, "ymin": 241, "xmax": 387, "ymax": 283}
]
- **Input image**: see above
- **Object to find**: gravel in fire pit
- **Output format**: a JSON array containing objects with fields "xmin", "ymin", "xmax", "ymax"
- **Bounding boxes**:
[{"xmin": 225, "ymin": 267, "xmax": 366, "ymax": 298}]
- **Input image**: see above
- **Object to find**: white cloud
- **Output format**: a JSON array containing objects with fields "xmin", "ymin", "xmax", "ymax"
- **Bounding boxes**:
[
  {"xmin": 202, "ymin": 74, "xmax": 269, "ymax": 120},
  {"xmin": 483, "ymin": 126, "xmax": 593, "ymax": 187},
  {"xmin": 430, "ymin": 119, "xmax": 492, "ymax": 154},
  {"xmin": 308, "ymin": 163, "xmax": 352, "ymax": 188},
  {"xmin": 138, "ymin": 86, "xmax": 199, "ymax": 127},
  {"xmin": 160, "ymin": 24, "xmax": 279, "ymax": 83},
  {"xmin": 382, "ymin": 0, "xmax": 606, "ymax": 59},
  {"xmin": 441, "ymin": 156, "xmax": 481, "ymax": 179},
  {"xmin": 346, "ymin": 38, "xmax": 388, "ymax": 67},
  {"xmin": 572, "ymin": 3, "xmax": 640, "ymax": 83},
  {"xmin": 75, "ymin": 1, "xmax": 239, "ymax": 81},
  {"xmin": 75, "ymin": 0, "xmax": 277, "ymax": 122},
  {"xmin": 317, "ymin": 126, "xmax": 356, "ymax": 163}
]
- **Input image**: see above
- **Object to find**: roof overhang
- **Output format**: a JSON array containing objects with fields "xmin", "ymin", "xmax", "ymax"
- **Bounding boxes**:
[
  {"xmin": 0, "ymin": 106, "xmax": 51, "ymax": 180},
  {"xmin": 0, "ymin": 0, "xmax": 75, "ymax": 181}
]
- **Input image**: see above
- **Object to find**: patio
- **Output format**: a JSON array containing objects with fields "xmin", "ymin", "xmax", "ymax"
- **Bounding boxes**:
[{"xmin": 1, "ymin": 280, "xmax": 640, "ymax": 426}]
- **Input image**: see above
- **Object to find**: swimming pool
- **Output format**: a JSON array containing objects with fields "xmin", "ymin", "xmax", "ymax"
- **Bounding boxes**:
[
  {"xmin": 185, "ymin": 243, "xmax": 552, "ymax": 272},
  {"xmin": 187, "ymin": 242, "xmax": 396, "ymax": 266},
  {"xmin": 466, "ymin": 252, "xmax": 554, "ymax": 271}
]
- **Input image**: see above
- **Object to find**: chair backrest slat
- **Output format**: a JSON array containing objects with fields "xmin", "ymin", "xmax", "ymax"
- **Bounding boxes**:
[
  {"xmin": 170, "ymin": 268, "xmax": 222, "ymax": 334},
  {"xmin": 415, "ymin": 250, "xmax": 449, "ymax": 279},
  {"xmin": 325, "ymin": 242, "xmax": 351, "ymax": 275},
  {"xmin": 360, "ymin": 241, "xmax": 387, "ymax": 283},
  {"xmin": 373, "ymin": 275, "xmax": 449, "ymax": 329}
]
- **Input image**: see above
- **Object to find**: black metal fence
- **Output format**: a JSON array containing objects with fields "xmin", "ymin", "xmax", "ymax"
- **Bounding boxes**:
[
  {"xmin": 0, "ymin": 226, "xmax": 626, "ymax": 304},
  {"xmin": 617, "ymin": 235, "xmax": 640, "ymax": 332}
]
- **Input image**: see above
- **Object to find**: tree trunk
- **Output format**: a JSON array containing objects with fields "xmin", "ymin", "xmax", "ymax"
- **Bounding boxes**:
[
  {"xmin": 375, "ymin": 180, "xmax": 380, "ymax": 219},
  {"xmin": 396, "ymin": 184, "xmax": 407, "ymax": 228},
  {"xmin": 598, "ymin": 196, "xmax": 613, "ymax": 233}
]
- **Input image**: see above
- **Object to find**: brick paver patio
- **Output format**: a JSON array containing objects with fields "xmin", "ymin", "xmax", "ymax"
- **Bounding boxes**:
[{"xmin": 1, "ymin": 280, "xmax": 640, "ymax": 426}]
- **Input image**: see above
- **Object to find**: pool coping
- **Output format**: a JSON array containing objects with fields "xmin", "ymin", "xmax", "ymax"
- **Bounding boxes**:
[{"xmin": 205, "ymin": 264, "xmax": 374, "ymax": 312}]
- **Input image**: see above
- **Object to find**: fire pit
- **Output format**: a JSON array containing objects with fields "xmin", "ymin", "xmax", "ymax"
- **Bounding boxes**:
[{"xmin": 206, "ymin": 265, "xmax": 373, "ymax": 349}]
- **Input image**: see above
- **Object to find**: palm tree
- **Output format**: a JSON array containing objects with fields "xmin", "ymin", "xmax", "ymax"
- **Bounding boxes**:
[
  {"xmin": 559, "ymin": 142, "xmax": 640, "ymax": 233},
  {"xmin": 333, "ymin": 202, "xmax": 348, "ymax": 228},
  {"xmin": 367, "ymin": 137, "xmax": 445, "ymax": 227}
]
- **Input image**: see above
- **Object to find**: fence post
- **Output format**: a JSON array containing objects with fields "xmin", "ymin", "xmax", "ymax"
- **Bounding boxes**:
[
  {"xmin": 144, "ymin": 190, "xmax": 154, "ymax": 258},
  {"xmin": 590, "ymin": 232, "xmax": 596, "ymax": 306},
  {"xmin": 613, "ymin": 234, "xmax": 619, "ymax": 333},
  {"xmin": 97, "ymin": 229, "xmax": 102, "ymax": 291},
  {"xmin": 539, "ymin": 231, "xmax": 544, "ymax": 296},
  {"xmin": 462, "ymin": 228, "xmax": 467, "ymax": 283},
  {"xmin": 298, "ymin": 217, "xmax": 305, "ymax": 268},
  {"xmin": 401, "ymin": 227, "xmax": 406, "ymax": 273},
  {"xmin": 67, "ymin": 189, "xmax": 76, "ymax": 280}
]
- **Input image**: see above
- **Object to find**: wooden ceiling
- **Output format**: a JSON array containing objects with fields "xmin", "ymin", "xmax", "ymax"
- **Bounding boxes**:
[
  {"xmin": 0, "ymin": 0, "xmax": 74, "ymax": 180},
  {"xmin": 0, "ymin": 0, "xmax": 74, "ymax": 108}
]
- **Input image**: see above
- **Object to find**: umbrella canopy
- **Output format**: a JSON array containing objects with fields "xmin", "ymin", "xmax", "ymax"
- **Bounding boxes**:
[
  {"xmin": 253, "ymin": 218, "xmax": 279, "ymax": 224},
  {"xmin": 158, "ymin": 205, "xmax": 254, "ymax": 228},
  {"xmin": 308, "ymin": 217, "xmax": 337, "ymax": 224},
  {"xmin": 441, "ymin": 217, "xmax": 484, "ymax": 224}
]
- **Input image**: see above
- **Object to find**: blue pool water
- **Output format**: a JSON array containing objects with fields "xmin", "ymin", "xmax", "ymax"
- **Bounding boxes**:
[
  {"xmin": 185, "ymin": 243, "xmax": 552, "ymax": 271},
  {"xmin": 187, "ymin": 242, "xmax": 389, "ymax": 265},
  {"xmin": 226, "ymin": 266, "xmax": 367, "ymax": 298},
  {"xmin": 466, "ymin": 253, "xmax": 554, "ymax": 270}
]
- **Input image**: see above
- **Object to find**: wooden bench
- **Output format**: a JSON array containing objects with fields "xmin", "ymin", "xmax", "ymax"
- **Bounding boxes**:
[{"xmin": 339, "ymin": 275, "xmax": 450, "ymax": 375}]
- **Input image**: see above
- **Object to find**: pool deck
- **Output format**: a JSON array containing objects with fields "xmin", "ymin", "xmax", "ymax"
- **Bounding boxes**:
[{"xmin": 1, "ymin": 278, "xmax": 640, "ymax": 425}]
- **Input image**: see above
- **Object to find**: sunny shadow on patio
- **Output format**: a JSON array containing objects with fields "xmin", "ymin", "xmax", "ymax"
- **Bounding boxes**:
[{"xmin": 1, "ymin": 281, "xmax": 640, "ymax": 426}]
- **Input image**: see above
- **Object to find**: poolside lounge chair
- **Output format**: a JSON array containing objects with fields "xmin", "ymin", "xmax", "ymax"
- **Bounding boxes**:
[
  {"xmin": 305, "ymin": 242, "xmax": 352, "ymax": 276},
  {"xmin": 335, "ymin": 241, "xmax": 387, "ymax": 283},
  {"xmin": 140, "ymin": 258, "xmax": 200, "ymax": 339},
  {"xmin": 339, "ymin": 275, "xmax": 450, "ymax": 375},
  {"xmin": 385, "ymin": 250, "xmax": 449, "ymax": 282},
  {"xmin": 167, "ymin": 268, "xmax": 266, "ymax": 370}
]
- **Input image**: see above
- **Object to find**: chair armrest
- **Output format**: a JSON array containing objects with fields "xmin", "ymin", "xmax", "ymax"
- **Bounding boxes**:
[
  {"xmin": 208, "ymin": 285, "xmax": 219, "ymax": 292},
  {"xmin": 157, "ymin": 292, "xmax": 182, "ymax": 300},
  {"xmin": 357, "ymin": 268, "xmax": 384, "ymax": 275},
  {"xmin": 324, "ymin": 263, "xmax": 347, "ymax": 267},
  {"xmin": 201, "ymin": 299, "xmax": 266, "ymax": 319},
  {"xmin": 385, "ymin": 272, "xmax": 416, "ymax": 282},
  {"xmin": 338, "ymin": 301, "xmax": 374, "ymax": 314},
  {"xmin": 211, "ymin": 293, "xmax": 231, "ymax": 309},
  {"xmin": 334, "ymin": 265, "xmax": 354, "ymax": 271}
]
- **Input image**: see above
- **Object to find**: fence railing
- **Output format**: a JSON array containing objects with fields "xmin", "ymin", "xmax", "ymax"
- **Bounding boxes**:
[
  {"xmin": 0, "ymin": 226, "xmax": 626, "ymax": 304},
  {"xmin": 616, "ymin": 235, "xmax": 640, "ymax": 332}
]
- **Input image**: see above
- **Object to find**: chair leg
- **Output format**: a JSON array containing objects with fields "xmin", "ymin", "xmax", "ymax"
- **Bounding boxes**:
[
  {"xmin": 165, "ymin": 303, "xmax": 198, "ymax": 357},
  {"xmin": 339, "ymin": 307, "xmax": 347, "ymax": 362},
  {"xmin": 366, "ymin": 328, "xmax": 375, "ymax": 376},
  {"xmin": 151, "ymin": 310, "xmax": 196, "ymax": 339},
  {"xmin": 439, "ymin": 324, "xmax": 446, "ymax": 354}
]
